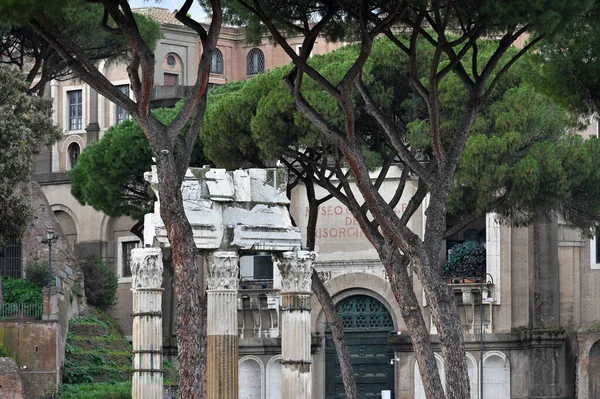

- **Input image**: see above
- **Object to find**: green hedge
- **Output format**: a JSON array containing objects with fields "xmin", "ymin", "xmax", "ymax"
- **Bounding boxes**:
[{"xmin": 60, "ymin": 382, "xmax": 131, "ymax": 399}]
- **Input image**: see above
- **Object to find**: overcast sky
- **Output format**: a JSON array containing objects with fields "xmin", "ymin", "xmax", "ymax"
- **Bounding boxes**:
[{"xmin": 128, "ymin": 0, "xmax": 208, "ymax": 21}]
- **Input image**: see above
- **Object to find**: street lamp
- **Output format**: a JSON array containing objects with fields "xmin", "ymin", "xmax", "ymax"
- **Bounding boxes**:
[
  {"xmin": 479, "ymin": 273, "xmax": 494, "ymax": 399},
  {"xmin": 41, "ymin": 229, "xmax": 59, "ymax": 287}
]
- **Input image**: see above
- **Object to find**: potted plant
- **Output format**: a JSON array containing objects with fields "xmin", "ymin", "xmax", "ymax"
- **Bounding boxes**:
[{"xmin": 444, "ymin": 242, "xmax": 486, "ymax": 283}]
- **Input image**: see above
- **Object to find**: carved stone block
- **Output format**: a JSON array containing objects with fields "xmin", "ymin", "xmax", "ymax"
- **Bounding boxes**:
[
  {"xmin": 207, "ymin": 251, "xmax": 239, "ymax": 290},
  {"xmin": 131, "ymin": 248, "xmax": 163, "ymax": 290},
  {"xmin": 276, "ymin": 250, "xmax": 317, "ymax": 293}
]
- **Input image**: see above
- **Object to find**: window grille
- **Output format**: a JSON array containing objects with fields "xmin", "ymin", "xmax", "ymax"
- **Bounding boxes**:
[
  {"xmin": 67, "ymin": 142, "xmax": 80, "ymax": 169},
  {"xmin": 327, "ymin": 295, "xmax": 393, "ymax": 332},
  {"xmin": 68, "ymin": 90, "xmax": 82, "ymax": 130},
  {"xmin": 0, "ymin": 242, "xmax": 22, "ymax": 279},
  {"xmin": 246, "ymin": 48, "xmax": 265, "ymax": 75},
  {"xmin": 166, "ymin": 54, "xmax": 176, "ymax": 67},
  {"xmin": 115, "ymin": 84, "xmax": 129, "ymax": 124},
  {"xmin": 122, "ymin": 241, "xmax": 138, "ymax": 278},
  {"xmin": 211, "ymin": 49, "xmax": 224, "ymax": 74}
]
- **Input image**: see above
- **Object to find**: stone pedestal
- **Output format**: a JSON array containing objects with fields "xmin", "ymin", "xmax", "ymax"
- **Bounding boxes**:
[
  {"xmin": 131, "ymin": 248, "xmax": 164, "ymax": 399},
  {"xmin": 276, "ymin": 250, "xmax": 316, "ymax": 399},
  {"xmin": 206, "ymin": 251, "xmax": 239, "ymax": 399},
  {"xmin": 42, "ymin": 287, "xmax": 59, "ymax": 321}
]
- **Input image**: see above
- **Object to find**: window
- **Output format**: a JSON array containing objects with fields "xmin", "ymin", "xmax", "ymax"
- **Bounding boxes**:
[
  {"xmin": 211, "ymin": 48, "xmax": 224, "ymax": 74},
  {"xmin": 67, "ymin": 90, "xmax": 82, "ymax": 130},
  {"xmin": 592, "ymin": 227, "xmax": 600, "ymax": 269},
  {"xmin": 166, "ymin": 54, "xmax": 176, "ymax": 67},
  {"xmin": 67, "ymin": 142, "xmax": 80, "ymax": 170},
  {"xmin": 117, "ymin": 237, "xmax": 140, "ymax": 280},
  {"xmin": 164, "ymin": 73, "xmax": 178, "ymax": 86},
  {"xmin": 246, "ymin": 48, "xmax": 265, "ymax": 75},
  {"xmin": 0, "ymin": 242, "xmax": 22, "ymax": 279},
  {"xmin": 115, "ymin": 84, "xmax": 129, "ymax": 125}
]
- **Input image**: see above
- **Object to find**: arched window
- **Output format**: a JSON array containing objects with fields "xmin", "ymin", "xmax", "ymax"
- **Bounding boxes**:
[
  {"xmin": 266, "ymin": 356, "xmax": 281, "ymax": 399},
  {"xmin": 246, "ymin": 48, "xmax": 265, "ymax": 75},
  {"xmin": 164, "ymin": 53, "xmax": 182, "ymax": 85},
  {"xmin": 211, "ymin": 48, "xmax": 224, "ymax": 74},
  {"xmin": 415, "ymin": 354, "xmax": 445, "ymax": 399},
  {"xmin": 483, "ymin": 352, "xmax": 510, "ymax": 399},
  {"xmin": 67, "ymin": 142, "xmax": 80, "ymax": 170},
  {"xmin": 239, "ymin": 357, "xmax": 263, "ymax": 399}
]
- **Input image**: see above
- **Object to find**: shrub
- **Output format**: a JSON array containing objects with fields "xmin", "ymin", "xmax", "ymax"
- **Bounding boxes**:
[
  {"xmin": 25, "ymin": 261, "xmax": 51, "ymax": 288},
  {"xmin": 81, "ymin": 256, "xmax": 118, "ymax": 309},
  {"xmin": 0, "ymin": 342, "xmax": 12, "ymax": 357},
  {"xmin": 1, "ymin": 277, "xmax": 43, "ymax": 303},
  {"xmin": 60, "ymin": 382, "xmax": 131, "ymax": 399},
  {"xmin": 444, "ymin": 242, "xmax": 486, "ymax": 278}
]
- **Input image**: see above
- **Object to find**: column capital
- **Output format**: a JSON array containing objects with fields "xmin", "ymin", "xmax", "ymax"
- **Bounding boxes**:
[
  {"xmin": 275, "ymin": 250, "xmax": 316, "ymax": 294},
  {"xmin": 207, "ymin": 251, "xmax": 239, "ymax": 290},
  {"xmin": 131, "ymin": 248, "xmax": 163, "ymax": 291}
]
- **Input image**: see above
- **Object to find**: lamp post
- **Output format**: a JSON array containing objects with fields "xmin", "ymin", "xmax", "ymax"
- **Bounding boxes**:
[
  {"xmin": 479, "ymin": 273, "xmax": 494, "ymax": 399},
  {"xmin": 41, "ymin": 229, "xmax": 59, "ymax": 287}
]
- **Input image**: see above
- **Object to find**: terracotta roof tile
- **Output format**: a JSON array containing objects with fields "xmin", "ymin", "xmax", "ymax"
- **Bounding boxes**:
[{"xmin": 133, "ymin": 7, "xmax": 183, "ymax": 26}]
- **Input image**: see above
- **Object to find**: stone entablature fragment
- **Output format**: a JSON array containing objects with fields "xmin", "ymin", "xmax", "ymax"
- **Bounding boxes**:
[{"xmin": 143, "ymin": 167, "xmax": 302, "ymax": 251}]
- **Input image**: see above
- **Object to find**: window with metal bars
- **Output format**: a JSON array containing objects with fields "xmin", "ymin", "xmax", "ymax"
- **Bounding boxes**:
[
  {"xmin": 68, "ymin": 90, "xmax": 82, "ymax": 130},
  {"xmin": 246, "ymin": 48, "xmax": 265, "ymax": 75},
  {"xmin": 211, "ymin": 48, "xmax": 224, "ymax": 74},
  {"xmin": 0, "ymin": 242, "xmax": 22, "ymax": 279},
  {"xmin": 67, "ymin": 142, "xmax": 80, "ymax": 170},
  {"xmin": 122, "ymin": 241, "xmax": 138, "ymax": 278},
  {"xmin": 115, "ymin": 84, "xmax": 130, "ymax": 125}
]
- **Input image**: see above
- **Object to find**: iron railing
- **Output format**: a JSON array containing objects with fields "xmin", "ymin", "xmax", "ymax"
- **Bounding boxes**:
[{"xmin": 0, "ymin": 302, "xmax": 43, "ymax": 320}]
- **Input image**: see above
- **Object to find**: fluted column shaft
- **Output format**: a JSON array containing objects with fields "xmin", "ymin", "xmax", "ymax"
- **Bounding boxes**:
[
  {"xmin": 277, "ymin": 250, "xmax": 316, "ymax": 399},
  {"xmin": 206, "ymin": 251, "xmax": 239, "ymax": 399},
  {"xmin": 131, "ymin": 248, "xmax": 164, "ymax": 399}
]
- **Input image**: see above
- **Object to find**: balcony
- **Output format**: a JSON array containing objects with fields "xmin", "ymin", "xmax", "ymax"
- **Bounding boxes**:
[{"xmin": 150, "ymin": 85, "xmax": 194, "ymax": 109}]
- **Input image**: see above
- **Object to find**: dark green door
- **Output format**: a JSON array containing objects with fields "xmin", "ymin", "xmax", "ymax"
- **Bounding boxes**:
[{"xmin": 325, "ymin": 295, "xmax": 395, "ymax": 398}]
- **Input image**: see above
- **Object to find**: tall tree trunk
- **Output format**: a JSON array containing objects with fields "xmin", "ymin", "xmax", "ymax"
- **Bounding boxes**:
[
  {"xmin": 374, "ymin": 244, "xmax": 446, "ymax": 399},
  {"xmin": 304, "ymin": 179, "xmax": 358, "ymax": 399},
  {"xmin": 419, "ymin": 189, "xmax": 470, "ymax": 399},
  {"xmin": 156, "ymin": 156, "xmax": 205, "ymax": 399},
  {"xmin": 311, "ymin": 271, "xmax": 358, "ymax": 399}
]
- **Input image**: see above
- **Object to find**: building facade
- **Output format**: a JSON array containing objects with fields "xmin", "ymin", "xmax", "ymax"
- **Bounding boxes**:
[{"xmin": 25, "ymin": 7, "xmax": 600, "ymax": 398}]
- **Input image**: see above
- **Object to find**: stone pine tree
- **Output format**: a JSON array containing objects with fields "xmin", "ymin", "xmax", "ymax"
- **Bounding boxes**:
[
  {"xmin": 1, "ymin": 1, "xmax": 222, "ymax": 396},
  {"xmin": 69, "ymin": 32, "xmax": 600, "ymax": 397},
  {"xmin": 535, "ymin": 0, "xmax": 600, "ymax": 116},
  {"xmin": 0, "ymin": 4, "xmax": 160, "ymax": 96},
  {"xmin": 208, "ymin": 1, "xmax": 594, "ymax": 397}
]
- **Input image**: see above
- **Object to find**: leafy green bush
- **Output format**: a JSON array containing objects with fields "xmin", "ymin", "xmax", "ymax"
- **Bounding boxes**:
[
  {"xmin": 444, "ymin": 242, "xmax": 486, "ymax": 278},
  {"xmin": 1, "ymin": 277, "xmax": 43, "ymax": 303},
  {"xmin": 81, "ymin": 256, "xmax": 118, "ymax": 309},
  {"xmin": 60, "ymin": 382, "xmax": 131, "ymax": 399},
  {"xmin": 0, "ymin": 342, "xmax": 12, "ymax": 357},
  {"xmin": 25, "ymin": 261, "xmax": 51, "ymax": 288}
]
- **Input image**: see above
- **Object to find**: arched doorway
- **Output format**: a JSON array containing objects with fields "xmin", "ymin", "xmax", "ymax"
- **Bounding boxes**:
[
  {"xmin": 325, "ymin": 294, "xmax": 395, "ymax": 398},
  {"xmin": 590, "ymin": 340, "xmax": 600, "ymax": 399}
]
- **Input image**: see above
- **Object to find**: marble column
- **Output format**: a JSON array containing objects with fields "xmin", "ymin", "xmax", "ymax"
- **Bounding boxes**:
[
  {"xmin": 206, "ymin": 251, "xmax": 239, "ymax": 399},
  {"xmin": 131, "ymin": 248, "xmax": 164, "ymax": 399},
  {"xmin": 276, "ymin": 250, "xmax": 316, "ymax": 399}
]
